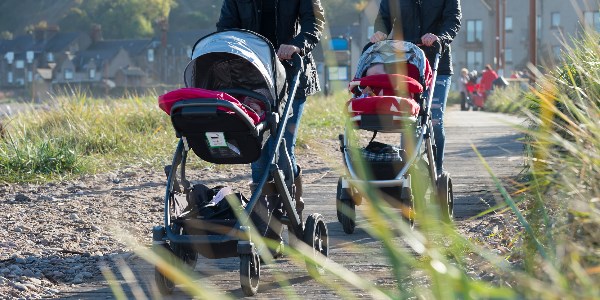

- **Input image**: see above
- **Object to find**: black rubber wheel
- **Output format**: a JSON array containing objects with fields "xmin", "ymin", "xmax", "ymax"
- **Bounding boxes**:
[
  {"xmin": 154, "ymin": 244, "xmax": 176, "ymax": 295},
  {"xmin": 171, "ymin": 225, "xmax": 197, "ymax": 268},
  {"xmin": 437, "ymin": 171, "xmax": 454, "ymax": 223},
  {"xmin": 240, "ymin": 252, "xmax": 260, "ymax": 296},
  {"xmin": 336, "ymin": 178, "xmax": 356, "ymax": 234},
  {"xmin": 303, "ymin": 213, "xmax": 329, "ymax": 277}
]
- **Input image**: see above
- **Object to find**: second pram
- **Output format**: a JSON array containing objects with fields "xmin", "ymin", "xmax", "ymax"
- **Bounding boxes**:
[{"xmin": 336, "ymin": 40, "xmax": 455, "ymax": 234}]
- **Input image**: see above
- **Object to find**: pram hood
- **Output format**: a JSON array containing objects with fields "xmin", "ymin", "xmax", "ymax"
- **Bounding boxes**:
[
  {"xmin": 354, "ymin": 41, "xmax": 432, "ymax": 87},
  {"xmin": 184, "ymin": 30, "xmax": 287, "ymax": 103}
]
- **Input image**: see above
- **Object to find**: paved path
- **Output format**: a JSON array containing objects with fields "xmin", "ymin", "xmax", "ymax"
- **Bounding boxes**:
[{"xmin": 62, "ymin": 107, "xmax": 525, "ymax": 299}]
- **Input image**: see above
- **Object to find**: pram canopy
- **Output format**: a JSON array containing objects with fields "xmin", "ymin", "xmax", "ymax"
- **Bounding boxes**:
[
  {"xmin": 184, "ymin": 30, "xmax": 287, "ymax": 110},
  {"xmin": 354, "ymin": 41, "xmax": 432, "ymax": 87}
]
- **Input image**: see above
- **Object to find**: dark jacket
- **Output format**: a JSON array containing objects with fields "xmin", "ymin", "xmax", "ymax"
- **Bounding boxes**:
[
  {"xmin": 216, "ymin": 0, "xmax": 325, "ymax": 97},
  {"xmin": 374, "ymin": 0, "xmax": 461, "ymax": 75}
]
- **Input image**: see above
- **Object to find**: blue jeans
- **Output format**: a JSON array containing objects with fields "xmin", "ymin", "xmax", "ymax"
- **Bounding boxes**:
[
  {"xmin": 429, "ymin": 75, "xmax": 452, "ymax": 173},
  {"xmin": 251, "ymin": 97, "xmax": 307, "ymax": 183}
]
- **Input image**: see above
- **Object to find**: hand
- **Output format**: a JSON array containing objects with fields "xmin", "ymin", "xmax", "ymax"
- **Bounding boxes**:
[
  {"xmin": 370, "ymin": 31, "xmax": 387, "ymax": 43},
  {"xmin": 277, "ymin": 44, "xmax": 300, "ymax": 60},
  {"xmin": 420, "ymin": 33, "xmax": 439, "ymax": 46}
]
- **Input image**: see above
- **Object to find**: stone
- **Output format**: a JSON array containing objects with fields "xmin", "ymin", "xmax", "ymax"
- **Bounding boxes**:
[
  {"xmin": 14, "ymin": 194, "xmax": 31, "ymax": 202},
  {"xmin": 13, "ymin": 282, "xmax": 28, "ymax": 291},
  {"xmin": 69, "ymin": 213, "xmax": 80, "ymax": 221}
]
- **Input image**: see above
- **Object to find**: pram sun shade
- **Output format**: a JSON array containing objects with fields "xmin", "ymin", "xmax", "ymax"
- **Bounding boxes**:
[
  {"xmin": 158, "ymin": 30, "xmax": 291, "ymax": 165},
  {"xmin": 183, "ymin": 30, "xmax": 287, "ymax": 115}
]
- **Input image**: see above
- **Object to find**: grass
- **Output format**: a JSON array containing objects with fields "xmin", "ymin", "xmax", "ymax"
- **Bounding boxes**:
[{"xmin": 0, "ymin": 90, "xmax": 177, "ymax": 182}]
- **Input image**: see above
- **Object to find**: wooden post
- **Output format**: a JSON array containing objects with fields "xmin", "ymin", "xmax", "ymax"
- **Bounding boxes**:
[{"xmin": 529, "ymin": 0, "xmax": 537, "ymax": 67}]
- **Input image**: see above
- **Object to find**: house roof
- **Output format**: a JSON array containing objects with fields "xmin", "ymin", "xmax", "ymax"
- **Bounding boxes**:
[
  {"xmin": 37, "ymin": 68, "xmax": 53, "ymax": 80},
  {"xmin": 0, "ymin": 32, "xmax": 86, "ymax": 54},
  {"xmin": 118, "ymin": 66, "xmax": 145, "ymax": 77},
  {"xmin": 88, "ymin": 39, "xmax": 152, "ymax": 56},
  {"xmin": 165, "ymin": 29, "xmax": 213, "ymax": 49}
]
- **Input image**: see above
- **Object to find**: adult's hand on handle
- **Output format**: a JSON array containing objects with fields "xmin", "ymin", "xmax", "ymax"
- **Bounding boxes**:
[
  {"xmin": 277, "ymin": 44, "xmax": 300, "ymax": 60},
  {"xmin": 369, "ymin": 31, "xmax": 388, "ymax": 43},
  {"xmin": 420, "ymin": 33, "xmax": 439, "ymax": 47}
]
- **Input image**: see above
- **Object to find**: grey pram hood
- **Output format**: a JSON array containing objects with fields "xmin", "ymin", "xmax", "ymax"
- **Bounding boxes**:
[
  {"xmin": 354, "ymin": 40, "xmax": 428, "ymax": 83},
  {"xmin": 184, "ymin": 30, "xmax": 287, "ymax": 103}
]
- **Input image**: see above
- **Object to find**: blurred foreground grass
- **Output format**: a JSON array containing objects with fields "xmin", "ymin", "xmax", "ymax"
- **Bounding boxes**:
[{"xmin": 1, "ymin": 30, "xmax": 600, "ymax": 298}]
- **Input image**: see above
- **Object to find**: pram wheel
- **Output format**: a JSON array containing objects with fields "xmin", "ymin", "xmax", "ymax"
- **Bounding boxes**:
[
  {"xmin": 171, "ymin": 225, "xmax": 197, "ymax": 268},
  {"xmin": 154, "ymin": 244, "xmax": 176, "ymax": 295},
  {"xmin": 436, "ymin": 171, "xmax": 454, "ymax": 222},
  {"xmin": 240, "ymin": 251, "xmax": 260, "ymax": 296},
  {"xmin": 336, "ymin": 177, "xmax": 356, "ymax": 234},
  {"xmin": 303, "ymin": 213, "xmax": 329, "ymax": 277}
]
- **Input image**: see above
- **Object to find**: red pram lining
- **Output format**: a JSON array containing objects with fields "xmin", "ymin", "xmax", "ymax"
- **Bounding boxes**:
[
  {"xmin": 158, "ymin": 88, "xmax": 262, "ymax": 125},
  {"xmin": 347, "ymin": 74, "xmax": 421, "ymax": 118},
  {"xmin": 347, "ymin": 96, "xmax": 420, "ymax": 117}
]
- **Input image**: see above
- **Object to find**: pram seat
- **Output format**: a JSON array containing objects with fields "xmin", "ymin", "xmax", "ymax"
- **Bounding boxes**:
[
  {"xmin": 159, "ymin": 87, "xmax": 269, "ymax": 164},
  {"xmin": 347, "ymin": 74, "xmax": 421, "ymax": 132}
]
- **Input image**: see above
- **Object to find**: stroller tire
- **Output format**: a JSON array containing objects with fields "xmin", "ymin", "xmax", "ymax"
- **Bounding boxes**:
[
  {"xmin": 436, "ymin": 171, "xmax": 454, "ymax": 223},
  {"xmin": 154, "ymin": 244, "xmax": 176, "ymax": 295},
  {"xmin": 171, "ymin": 225, "xmax": 197, "ymax": 268},
  {"xmin": 240, "ymin": 252, "xmax": 260, "ymax": 296},
  {"xmin": 303, "ymin": 213, "xmax": 329, "ymax": 278},
  {"xmin": 336, "ymin": 178, "xmax": 356, "ymax": 234}
]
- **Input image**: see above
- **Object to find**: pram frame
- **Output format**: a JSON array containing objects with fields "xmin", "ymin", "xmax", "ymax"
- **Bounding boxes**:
[
  {"xmin": 337, "ymin": 40, "xmax": 453, "ymax": 234},
  {"xmin": 154, "ymin": 30, "xmax": 329, "ymax": 296},
  {"xmin": 342, "ymin": 42, "xmax": 441, "ymax": 188}
]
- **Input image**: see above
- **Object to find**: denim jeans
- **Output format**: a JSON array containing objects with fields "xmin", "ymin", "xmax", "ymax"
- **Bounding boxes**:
[
  {"xmin": 428, "ymin": 74, "xmax": 452, "ymax": 173},
  {"xmin": 251, "ymin": 97, "xmax": 307, "ymax": 183}
]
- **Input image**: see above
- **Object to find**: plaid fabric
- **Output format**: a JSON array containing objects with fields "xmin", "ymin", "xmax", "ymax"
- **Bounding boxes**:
[{"xmin": 361, "ymin": 141, "xmax": 403, "ymax": 162}]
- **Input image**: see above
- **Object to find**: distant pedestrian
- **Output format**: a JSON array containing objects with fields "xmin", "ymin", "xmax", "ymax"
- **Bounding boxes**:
[{"xmin": 480, "ymin": 64, "xmax": 498, "ymax": 95}]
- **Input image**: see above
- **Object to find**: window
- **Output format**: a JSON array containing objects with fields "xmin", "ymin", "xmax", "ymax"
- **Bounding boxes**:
[
  {"xmin": 16, "ymin": 60, "xmax": 24, "ymax": 69},
  {"xmin": 505, "ymin": 48, "xmax": 513, "ymax": 64},
  {"xmin": 537, "ymin": 15, "xmax": 542, "ymax": 36},
  {"xmin": 466, "ymin": 20, "xmax": 483, "ymax": 43},
  {"xmin": 89, "ymin": 69, "xmax": 96, "ymax": 79},
  {"xmin": 7, "ymin": 71, "xmax": 13, "ymax": 83},
  {"xmin": 553, "ymin": 46, "xmax": 562, "ymax": 59},
  {"xmin": 47, "ymin": 53, "xmax": 54, "ymax": 62},
  {"xmin": 584, "ymin": 11, "xmax": 600, "ymax": 31},
  {"xmin": 147, "ymin": 49, "xmax": 154, "ymax": 62},
  {"xmin": 65, "ymin": 69, "xmax": 73, "ymax": 80},
  {"xmin": 551, "ymin": 12, "xmax": 560, "ymax": 28},
  {"xmin": 466, "ymin": 51, "xmax": 483, "ymax": 71},
  {"xmin": 505, "ymin": 17, "xmax": 513, "ymax": 31},
  {"xmin": 27, "ymin": 71, "xmax": 32, "ymax": 82},
  {"xmin": 328, "ymin": 66, "xmax": 348, "ymax": 81}
]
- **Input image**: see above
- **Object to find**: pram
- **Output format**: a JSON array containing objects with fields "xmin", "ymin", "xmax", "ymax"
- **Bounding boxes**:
[
  {"xmin": 153, "ymin": 30, "xmax": 329, "ymax": 296},
  {"xmin": 336, "ymin": 40, "xmax": 454, "ymax": 234}
]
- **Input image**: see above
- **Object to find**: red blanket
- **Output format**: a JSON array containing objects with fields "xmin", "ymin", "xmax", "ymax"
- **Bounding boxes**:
[{"xmin": 347, "ymin": 96, "xmax": 420, "ymax": 117}]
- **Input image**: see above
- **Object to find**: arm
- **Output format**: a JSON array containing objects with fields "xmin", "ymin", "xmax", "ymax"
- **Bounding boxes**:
[
  {"xmin": 373, "ymin": 0, "xmax": 392, "ymax": 35},
  {"xmin": 216, "ymin": 0, "xmax": 241, "ymax": 31},
  {"xmin": 435, "ymin": 0, "xmax": 461, "ymax": 46},
  {"xmin": 289, "ymin": 0, "xmax": 325, "ymax": 56}
]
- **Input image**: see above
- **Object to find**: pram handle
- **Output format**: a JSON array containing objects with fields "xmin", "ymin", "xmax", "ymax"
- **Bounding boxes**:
[{"xmin": 282, "ymin": 53, "xmax": 304, "ymax": 76}]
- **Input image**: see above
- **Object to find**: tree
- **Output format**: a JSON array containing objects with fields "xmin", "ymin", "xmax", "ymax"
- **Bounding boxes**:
[{"xmin": 59, "ymin": 0, "xmax": 176, "ymax": 39}]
